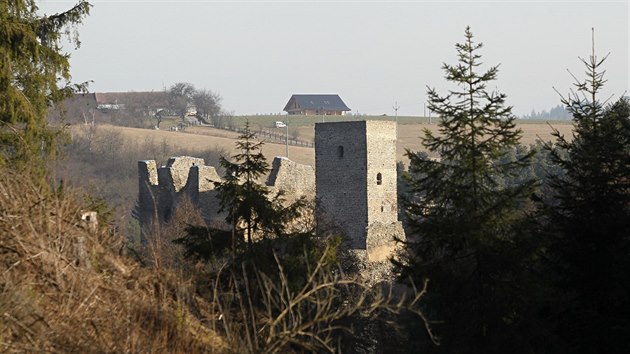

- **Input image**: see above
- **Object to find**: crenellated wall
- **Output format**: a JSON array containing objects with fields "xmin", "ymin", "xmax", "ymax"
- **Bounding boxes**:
[
  {"xmin": 137, "ymin": 155, "xmax": 316, "ymax": 234},
  {"xmin": 266, "ymin": 156, "xmax": 315, "ymax": 203}
]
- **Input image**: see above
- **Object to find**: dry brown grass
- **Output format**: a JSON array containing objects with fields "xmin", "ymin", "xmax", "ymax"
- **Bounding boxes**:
[
  {"xmin": 76, "ymin": 124, "xmax": 317, "ymax": 166},
  {"xmin": 79, "ymin": 120, "xmax": 573, "ymax": 168},
  {"xmin": 396, "ymin": 121, "xmax": 574, "ymax": 161},
  {"xmin": 0, "ymin": 168, "xmax": 227, "ymax": 353},
  {"xmin": 0, "ymin": 165, "xmax": 436, "ymax": 353},
  {"xmin": 209, "ymin": 252, "xmax": 434, "ymax": 353}
]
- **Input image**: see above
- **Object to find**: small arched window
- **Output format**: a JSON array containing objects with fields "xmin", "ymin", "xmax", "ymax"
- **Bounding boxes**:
[
  {"xmin": 337, "ymin": 145, "xmax": 344, "ymax": 158},
  {"xmin": 376, "ymin": 172, "xmax": 382, "ymax": 185}
]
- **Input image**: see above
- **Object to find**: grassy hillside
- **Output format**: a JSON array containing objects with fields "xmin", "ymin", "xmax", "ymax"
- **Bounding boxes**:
[
  {"xmin": 117, "ymin": 116, "xmax": 573, "ymax": 164},
  {"xmin": 231, "ymin": 114, "xmax": 571, "ymax": 128},
  {"xmin": 197, "ymin": 116, "xmax": 573, "ymax": 162},
  {"xmin": 1, "ymin": 165, "xmax": 432, "ymax": 352},
  {"xmin": 0, "ymin": 168, "xmax": 227, "ymax": 353},
  {"xmin": 54, "ymin": 118, "xmax": 573, "ymax": 241}
]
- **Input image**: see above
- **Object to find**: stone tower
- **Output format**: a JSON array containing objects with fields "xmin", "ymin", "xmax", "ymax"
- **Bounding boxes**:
[{"xmin": 315, "ymin": 121, "xmax": 404, "ymax": 260}]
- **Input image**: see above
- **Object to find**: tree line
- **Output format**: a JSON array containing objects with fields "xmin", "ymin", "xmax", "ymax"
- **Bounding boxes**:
[
  {"xmin": 393, "ymin": 27, "xmax": 630, "ymax": 353},
  {"xmin": 523, "ymin": 104, "xmax": 572, "ymax": 120},
  {"xmin": 48, "ymin": 82, "xmax": 227, "ymax": 130}
]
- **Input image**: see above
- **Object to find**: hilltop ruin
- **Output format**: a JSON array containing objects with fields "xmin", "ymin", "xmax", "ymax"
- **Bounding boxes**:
[{"xmin": 137, "ymin": 121, "xmax": 404, "ymax": 261}]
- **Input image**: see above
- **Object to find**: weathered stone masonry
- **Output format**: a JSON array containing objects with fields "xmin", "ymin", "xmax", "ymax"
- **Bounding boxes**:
[
  {"xmin": 137, "ymin": 120, "xmax": 404, "ymax": 261},
  {"xmin": 315, "ymin": 121, "xmax": 404, "ymax": 261},
  {"xmin": 138, "ymin": 156, "xmax": 223, "ymax": 229},
  {"xmin": 137, "ymin": 155, "xmax": 315, "ymax": 232}
]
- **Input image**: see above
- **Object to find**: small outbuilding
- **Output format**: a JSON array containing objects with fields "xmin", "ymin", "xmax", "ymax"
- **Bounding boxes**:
[{"xmin": 283, "ymin": 94, "xmax": 351, "ymax": 116}]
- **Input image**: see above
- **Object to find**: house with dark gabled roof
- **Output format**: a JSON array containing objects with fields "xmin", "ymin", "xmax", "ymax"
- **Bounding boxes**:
[{"xmin": 283, "ymin": 94, "xmax": 350, "ymax": 116}]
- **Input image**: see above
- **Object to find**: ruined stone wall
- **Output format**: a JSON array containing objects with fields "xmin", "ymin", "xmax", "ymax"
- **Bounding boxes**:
[
  {"xmin": 156, "ymin": 156, "xmax": 204, "ymax": 221},
  {"xmin": 138, "ymin": 122, "xmax": 404, "ymax": 262},
  {"xmin": 137, "ymin": 160, "xmax": 158, "ymax": 229},
  {"xmin": 137, "ymin": 155, "xmax": 316, "ymax": 232},
  {"xmin": 266, "ymin": 156, "xmax": 315, "ymax": 203},
  {"xmin": 182, "ymin": 165, "xmax": 223, "ymax": 227},
  {"xmin": 138, "ymin": 156, "xmax": 223, "ymax": 231},
  {"xmin": 163, "ymin": 157, "xmax": 205, "ymax": 192}
]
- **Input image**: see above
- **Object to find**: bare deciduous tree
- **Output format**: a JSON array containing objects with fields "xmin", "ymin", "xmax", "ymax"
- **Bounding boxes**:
[
  {"xmin": 168, "ymin": 82, "xmax": 196, "ymax": 120},
  {"xmin": 193, "ymin": 89, "xmax": 222, "ymax": 122},
  {"xmin": 216, "ymin": 251, "xmax": 437, "ymax": 353}
]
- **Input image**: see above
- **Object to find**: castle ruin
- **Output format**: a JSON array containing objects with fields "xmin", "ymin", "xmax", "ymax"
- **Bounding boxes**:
[
  {"xmin": 315, "ymin": 121, "xmax": 404, "ymax": 261},
  {"xmin": 137, "ymin": 155, "xmax": 315, "ymax": 231},
  {"xmin": 137, "ymin": 120, "xmax": 404, "ymax": 261}
]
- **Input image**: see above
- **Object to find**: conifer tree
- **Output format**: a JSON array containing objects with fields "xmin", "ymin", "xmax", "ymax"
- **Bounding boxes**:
[
  {"xmin": 543, "ymin": 33, "xmax": 630, "ymax": 351},
  {"xmin": 174, "ymin": 122, "xmax": 316, "ymax": 275},
  {"xmin": 397, "ymin": 26, "xmax": 537, "ymax": 352},
  {"xmin": 217, "ymin": 122, "xmax": 283, "ymax": 248},
  {"xmin": 0, "ymin": 1, "xmax": 90, "ymax": 171}
]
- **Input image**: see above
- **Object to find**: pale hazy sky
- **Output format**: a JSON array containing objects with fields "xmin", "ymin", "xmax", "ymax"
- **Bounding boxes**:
[{"xmin": 39, "ymin": 0, "xmax": 629, "ymax": 116}]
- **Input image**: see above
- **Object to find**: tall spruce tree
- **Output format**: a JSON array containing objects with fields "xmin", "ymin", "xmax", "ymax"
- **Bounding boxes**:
[
  {"xmin": 0, "ymin": 1, "xmax": 90, "ymax": 172},
  {"xmin": 207, "ymin": 122, "xmax": 302, "ymax": 254},
  {"xmin": 174, "ymin": 122, "xmax": 318, "ymax": 277},
  {"xmin": 397, "ymin": 27, "xmax": 537, "ymax": 352},
  {"xmin": 543, "ymin": 34, "xmax": 630, "ymax": 352}
]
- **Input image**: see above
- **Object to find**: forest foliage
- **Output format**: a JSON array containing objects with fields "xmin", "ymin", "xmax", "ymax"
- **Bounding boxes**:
[
  {"xmin": 0, "ymin": 0, "xmax": 90, "ymax": 174},
  {"xmin": 396, "ymin": 27, "xmax": 630, "ymax": 353}
]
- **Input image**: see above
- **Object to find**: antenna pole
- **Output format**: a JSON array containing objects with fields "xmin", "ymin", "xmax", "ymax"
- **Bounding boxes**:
[{"xmin": 393, "ymin": 101, "xmax": 400, "ymax": 140}]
